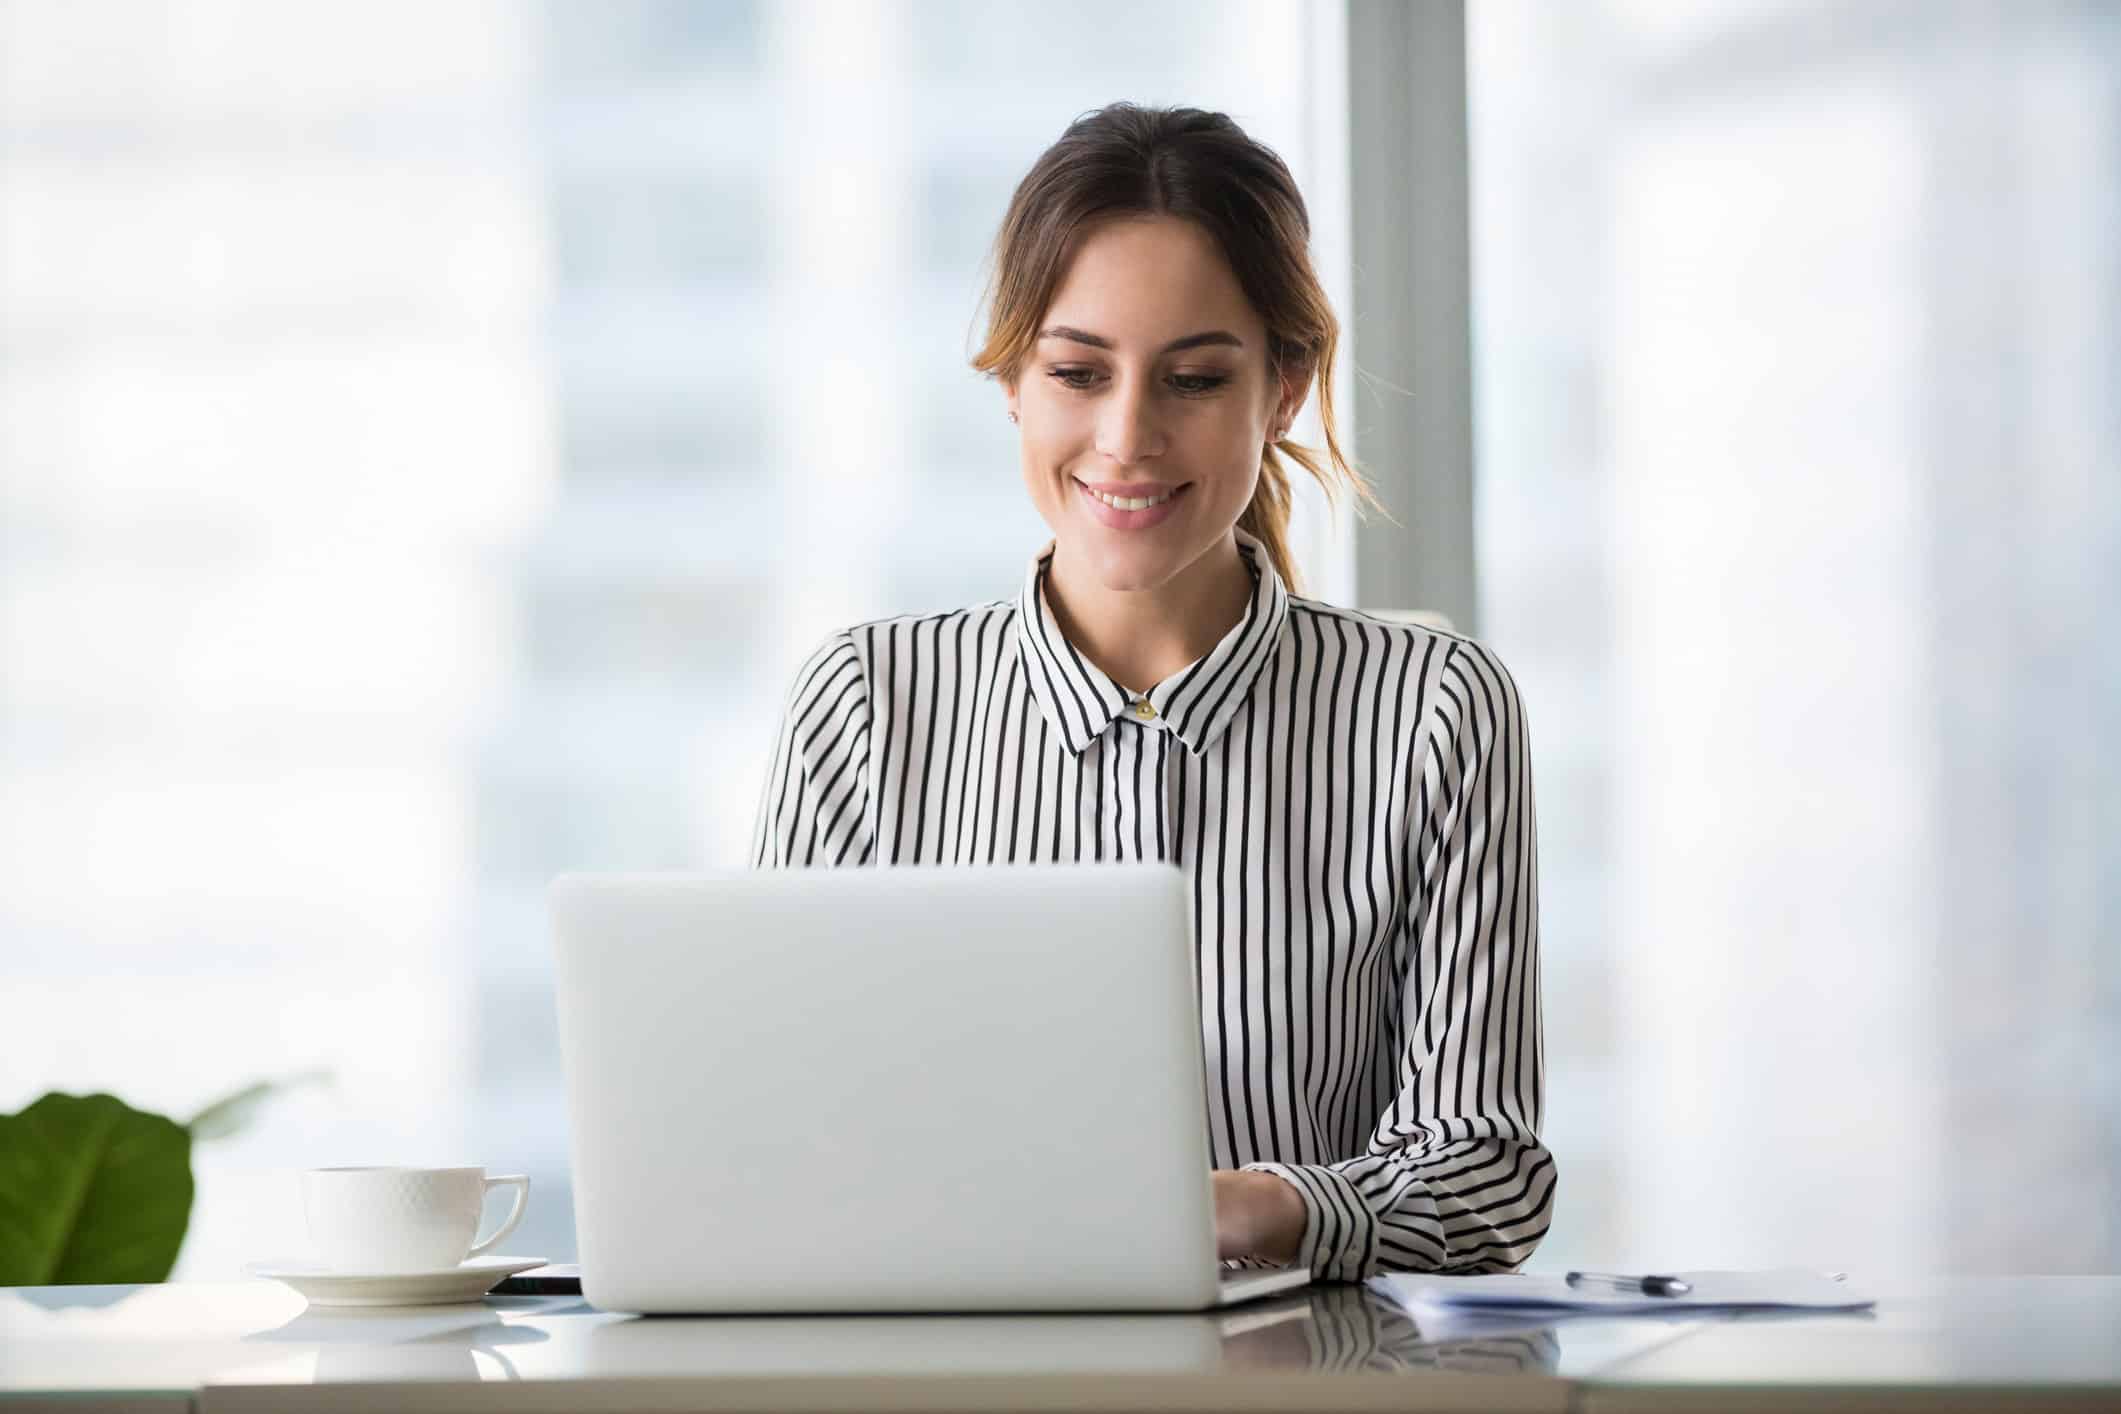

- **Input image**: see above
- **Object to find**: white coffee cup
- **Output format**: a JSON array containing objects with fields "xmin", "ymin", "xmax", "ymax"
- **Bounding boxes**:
[{"xmin": 301, "ymin": 1166, "xmax": 530, "ymax": 1273}]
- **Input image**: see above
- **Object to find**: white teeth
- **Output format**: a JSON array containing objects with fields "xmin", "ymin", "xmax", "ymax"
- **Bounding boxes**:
[{"xmin": 1083, "ymin": 483, "xmax": 1178, "ymax": 511}]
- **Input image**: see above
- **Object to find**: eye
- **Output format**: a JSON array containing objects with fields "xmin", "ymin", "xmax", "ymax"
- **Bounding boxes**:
[
  {"xmin": 1169, "ymin": 373, "xmax": 1229, "ymax": 396},
  {"xmin": 1043, "ymin": 368, "xmax": 1232, "ymax": 397}
]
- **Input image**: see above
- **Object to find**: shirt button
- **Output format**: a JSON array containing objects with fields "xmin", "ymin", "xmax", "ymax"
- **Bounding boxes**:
[{"xmin": 1134, "ymin": 700, "xmax": 1157, "ymax": 721}]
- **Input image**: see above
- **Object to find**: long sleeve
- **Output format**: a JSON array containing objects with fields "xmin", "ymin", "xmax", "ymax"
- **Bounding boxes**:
[
  {"xmin": 1243, "ymin": 638, "xmax": 1554, "ymax": 1280},
  {"xmin": 750, "ymin": 629, "xmax": 874, "ymax": 869}
]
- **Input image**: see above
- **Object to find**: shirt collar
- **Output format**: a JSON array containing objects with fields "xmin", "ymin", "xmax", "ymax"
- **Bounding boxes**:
[{"xmin": 1014, "ymin": 526, "xmax": 1292, "ymax": 758}]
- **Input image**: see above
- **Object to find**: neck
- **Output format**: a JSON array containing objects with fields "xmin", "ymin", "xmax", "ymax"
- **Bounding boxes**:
[{"xmin": 1043, "ymin": 534, "xmax": 1255, "ymax": 697}]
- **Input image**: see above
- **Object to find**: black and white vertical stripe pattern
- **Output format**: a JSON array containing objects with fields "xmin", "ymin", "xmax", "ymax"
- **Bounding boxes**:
[{"xmin": 752, "ymin": 527, "xmax": 1552, "ymax": 1280}]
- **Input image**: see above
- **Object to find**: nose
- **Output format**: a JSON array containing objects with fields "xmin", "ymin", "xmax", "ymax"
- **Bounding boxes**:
[{"xmin": 1094, "ymin": 373, "xmax": 1164, "ymax": 467}]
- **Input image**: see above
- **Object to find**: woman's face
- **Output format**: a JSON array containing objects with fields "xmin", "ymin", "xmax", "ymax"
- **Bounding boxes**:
[{"xmin": 1007, "ymin": 216, "xmax": 1299, "ymax": 594}]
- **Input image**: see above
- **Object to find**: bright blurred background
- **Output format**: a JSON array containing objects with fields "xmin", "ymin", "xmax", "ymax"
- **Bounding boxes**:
[{"xmin": 1, "ymin": 0, "xmax": 2114, "ymax": 1280}]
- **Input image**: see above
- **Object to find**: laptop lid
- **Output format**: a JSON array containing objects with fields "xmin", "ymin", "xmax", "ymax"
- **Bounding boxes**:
[{"xmin": 550, "ymin": 862, "xmax": 1226, "ymax": 1313}]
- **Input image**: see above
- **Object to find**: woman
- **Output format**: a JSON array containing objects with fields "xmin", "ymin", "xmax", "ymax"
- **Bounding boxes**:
[{"xmin": 752, "ymin": 102, "xmax": 1552, "ymax": 1281}]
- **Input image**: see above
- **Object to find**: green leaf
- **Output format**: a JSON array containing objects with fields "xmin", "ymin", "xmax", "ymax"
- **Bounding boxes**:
[{"xmin": 0, "ymin": 1092, "xmax": 194, "ymax": 1285}]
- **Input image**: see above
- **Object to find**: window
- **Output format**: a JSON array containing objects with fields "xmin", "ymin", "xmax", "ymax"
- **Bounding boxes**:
[
  {"xmin": 1469, "ymin": 0, "xmax": 2121, "ymax": 1273},
  {"xmin": 0, "ymin": 0, "xmax": 1343, "ymax": 1274}
]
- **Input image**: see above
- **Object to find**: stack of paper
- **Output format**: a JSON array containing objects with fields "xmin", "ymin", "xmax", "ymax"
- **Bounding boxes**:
[{"xmin": 1371, "ymin": 1269, "xmax": 1875, "ymax": 1316}]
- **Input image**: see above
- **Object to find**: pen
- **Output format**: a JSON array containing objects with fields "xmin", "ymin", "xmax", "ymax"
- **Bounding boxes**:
[{"xmin": 1566, "ymin": 1270, "xmax": 1692, "ymax": 1297}]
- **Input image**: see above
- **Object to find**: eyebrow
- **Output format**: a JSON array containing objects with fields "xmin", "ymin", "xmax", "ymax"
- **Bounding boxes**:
[{"xmin": 1038, "ymin": 326, "xmax": 1245, "ymax": 354}]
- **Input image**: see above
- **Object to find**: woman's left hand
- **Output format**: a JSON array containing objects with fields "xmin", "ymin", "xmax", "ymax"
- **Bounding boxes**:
[{"xmin": 1211, "ymin": 1169, "xmax": 1308, "ymax": 1265}]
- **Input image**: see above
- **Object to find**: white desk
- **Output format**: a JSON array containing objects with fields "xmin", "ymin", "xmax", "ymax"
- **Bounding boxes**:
[{"xmin": 2, "ymin": 1276, "xmax": 2116, "ymax": 1413}]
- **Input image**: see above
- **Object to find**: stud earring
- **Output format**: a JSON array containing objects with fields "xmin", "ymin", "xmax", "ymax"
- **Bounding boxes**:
[{"xmin": 1008, "ymin": 410, "xmax": 1019, "ymax": 424}]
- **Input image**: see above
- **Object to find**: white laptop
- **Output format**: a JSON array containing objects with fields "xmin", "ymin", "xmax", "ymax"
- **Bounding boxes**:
[{"xmin": 549, "ymin": 862, "xmax": 1313, "ymax": 1314}]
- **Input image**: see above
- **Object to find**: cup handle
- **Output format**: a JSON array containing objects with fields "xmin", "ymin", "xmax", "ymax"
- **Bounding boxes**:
[{"xmin": 466, "ymin": 1174, "xmax": 530, "ymax": 1259}]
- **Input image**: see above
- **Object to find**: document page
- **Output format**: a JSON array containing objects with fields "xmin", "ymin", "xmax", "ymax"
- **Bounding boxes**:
[{"xmin": 1371, "ymin": 1269, "xmax": 1875, "ymax": 1315}]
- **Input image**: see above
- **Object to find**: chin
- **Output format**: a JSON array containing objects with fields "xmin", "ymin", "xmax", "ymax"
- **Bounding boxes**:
[
  {"xmin": 1085, "ymin": 562, "xmax": 1169, "ymax": 595},
  {"xmin": 1074, "ymin": 535, "xmax": 1199, "ymax": 594}
]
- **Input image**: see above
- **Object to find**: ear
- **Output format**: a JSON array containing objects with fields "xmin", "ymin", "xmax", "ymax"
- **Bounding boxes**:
[
  {"xmin": 1272, "ymin": 358, "xmax": 1313, "ymax": 438},
  {"xmin": 1001, "ymin": 377, "xmax": 1019, "ymax": 424}
]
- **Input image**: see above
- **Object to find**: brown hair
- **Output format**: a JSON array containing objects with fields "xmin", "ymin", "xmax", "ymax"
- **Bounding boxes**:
[{"xmin": 971, "ymin": 101, "xmax": 1384, "ymax": 597}]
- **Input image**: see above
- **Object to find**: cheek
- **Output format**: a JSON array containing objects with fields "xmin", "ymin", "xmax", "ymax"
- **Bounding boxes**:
[
  {"xmin": 1020, "ymin": 415, "xmax": 1092, "ymax": 477},
  {"xmin": 1018, "ymin": 431, "xmax": 1076, "ymax": 507},
  {"xmin": 1211, "ymin": 416, "xmax": 1260, "ymax": 457},
  {"xmin": 1034, "ymin": 392, "xmax": 1095, "ymax": 438},
  {"xmin": 1189, "ymin": 408, "xmax": 1270, "ymax": 466}
]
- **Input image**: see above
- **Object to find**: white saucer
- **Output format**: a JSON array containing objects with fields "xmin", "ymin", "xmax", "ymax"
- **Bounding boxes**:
[{"xmin": 243, "ymin": 1256, "xmax": 549, "ymax": 1307}]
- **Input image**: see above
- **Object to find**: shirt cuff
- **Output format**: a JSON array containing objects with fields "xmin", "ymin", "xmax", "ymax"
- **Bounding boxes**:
[{"xmin": 1240, "ymin": 1160, "xmax": 1381, "ymax": 1282}]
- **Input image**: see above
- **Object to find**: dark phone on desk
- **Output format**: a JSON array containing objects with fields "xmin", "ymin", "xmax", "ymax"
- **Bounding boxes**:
[{"xmin": 493, "ymin": 1263, "xmax": 582, "ymax": 1296}]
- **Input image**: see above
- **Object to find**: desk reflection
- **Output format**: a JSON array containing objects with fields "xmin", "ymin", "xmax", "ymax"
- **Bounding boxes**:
[
  {"xmin": 248, "ymin": 1299, "xmax": 557, "ymax": 1384},
  {"xmin": 1225, "ymin": 1284, "xmax": 1561, "ymax": 1375},
  {"xmin": 541, "ymin": 1284, "xmax": 1562, "ymax": 1381},
  {"xmin": 212, "ymin": 1284, "xmax": 1562, "ymax": 1385}
]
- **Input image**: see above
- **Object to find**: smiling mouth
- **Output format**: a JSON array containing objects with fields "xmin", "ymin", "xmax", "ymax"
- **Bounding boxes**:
[{"xmin": 1075, "ymin": 479, "xmax": 1188, "ymax": 511}]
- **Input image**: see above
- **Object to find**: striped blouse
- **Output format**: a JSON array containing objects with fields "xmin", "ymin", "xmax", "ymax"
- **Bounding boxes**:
[{"xmin": 750, "ymin": 526, "xmax": 1553, "ymax": 1280}]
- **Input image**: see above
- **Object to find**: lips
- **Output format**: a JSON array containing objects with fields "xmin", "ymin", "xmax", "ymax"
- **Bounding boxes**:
[
  {"xmin": 1076, "ymin": 479, "xmax": 1186, "ymax": 501},
  {"xmin": 1075, "ymin": 477, "xmax": 1191, "ymax": 531}
]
